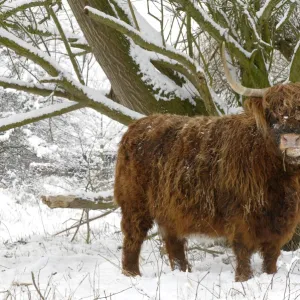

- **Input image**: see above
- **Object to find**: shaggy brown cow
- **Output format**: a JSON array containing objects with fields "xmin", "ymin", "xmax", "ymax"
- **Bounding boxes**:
[{"xmin": 114, "ymin": 54, "xmax": 300, "ymax": 282}]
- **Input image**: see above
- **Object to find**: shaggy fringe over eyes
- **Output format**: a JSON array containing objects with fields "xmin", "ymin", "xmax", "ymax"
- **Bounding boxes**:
[
  {"xmin": 264, "ymin": 83, "xmax": 300, "ymax": 119},
  {"xmin": 245, "ymin": 83, "xmax": 300, "ymax": 134}
]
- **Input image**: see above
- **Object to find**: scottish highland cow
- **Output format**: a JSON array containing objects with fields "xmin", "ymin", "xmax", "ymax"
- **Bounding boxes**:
[{"xmin": 114, "ymin": 49, "xmax": 300, "ymax": 282}]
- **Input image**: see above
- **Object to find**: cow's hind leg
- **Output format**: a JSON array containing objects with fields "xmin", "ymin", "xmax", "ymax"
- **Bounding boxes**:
[
  {"xmin": 232, "ymin": 233, "xmax": 254, "ymax": 282},
  {"xmin": 260, "ymin": 243, "xmax": 281, "ymax": 274},
  {"xmin": 121, "ymin": 209, "xmax": 153, "ymax": 276},
  {"xmin": 161, "ymin": 230, "xmax": 190, "ymax": 272}
]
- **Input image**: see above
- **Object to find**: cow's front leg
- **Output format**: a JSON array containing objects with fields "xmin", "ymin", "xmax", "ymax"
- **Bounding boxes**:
[{"xmin": 232, "ymin": 233, "xmax": 254, "ymax": 282}]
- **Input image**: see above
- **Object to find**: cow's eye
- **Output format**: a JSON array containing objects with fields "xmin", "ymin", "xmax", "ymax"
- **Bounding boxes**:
[{"xmin": 265, "ymin": 109, "xmax": 277, "ymax": 126}]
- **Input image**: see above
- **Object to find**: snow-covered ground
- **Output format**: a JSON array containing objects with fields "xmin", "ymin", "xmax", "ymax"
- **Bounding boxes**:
[{"xmin": 1, "ymin": 189, "xmax": 300, "ymax": 299}]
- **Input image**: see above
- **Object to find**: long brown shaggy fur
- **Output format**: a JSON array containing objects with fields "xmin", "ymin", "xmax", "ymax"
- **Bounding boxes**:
[{"xmin": 114, "ymin": 83, "xmax": 300, "ymax": 282}]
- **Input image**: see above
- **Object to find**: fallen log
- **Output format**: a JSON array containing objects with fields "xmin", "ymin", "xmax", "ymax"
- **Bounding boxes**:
[{"xmin": 41, "ymin": 193, "xmax": 116, "ymax": 210}]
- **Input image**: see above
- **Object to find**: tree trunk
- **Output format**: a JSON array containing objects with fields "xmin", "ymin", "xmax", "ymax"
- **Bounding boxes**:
[{"xmin": 67, "ymin": 0, "xmax": 207, "ymax": 116}]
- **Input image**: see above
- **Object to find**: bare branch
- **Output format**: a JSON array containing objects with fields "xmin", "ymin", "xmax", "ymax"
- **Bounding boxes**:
[
  {"xmin": 0, "ymin": 27, "xmax": 60, "ymax": 76},
  {"xmin": 0, "ymin": 0, "xmax": 51, "ymax": 20},
  {"xmin": 46, "ymin": 5, "xmax": 85, "ymax": 84},
  {"xmin": 0, "ymin": 102, "xmax": 84, "ymax": 132},
  {"xmin": 54, "ymin": 208, "xmax": 117, "ymax": 236},
  {"xmin": 127, "ymin": 0, "xmax": 140, "ymax": 31}
]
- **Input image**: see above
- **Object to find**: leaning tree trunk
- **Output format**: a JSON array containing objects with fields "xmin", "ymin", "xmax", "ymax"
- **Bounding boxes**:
[{"xmin": 67, "ymin": 0, "xmax": 208, "ymax": 116}]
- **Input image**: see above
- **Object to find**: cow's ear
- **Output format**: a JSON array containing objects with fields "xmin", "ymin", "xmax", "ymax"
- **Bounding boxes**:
[{"xmin": 244, "ymin": 97, "xmax": 268, "ymax": 135}]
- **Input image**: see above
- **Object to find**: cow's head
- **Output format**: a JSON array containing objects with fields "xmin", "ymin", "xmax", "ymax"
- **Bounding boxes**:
[{"xmin": 222, "ymin": 44, "xmax": 300, "ymax": 164}]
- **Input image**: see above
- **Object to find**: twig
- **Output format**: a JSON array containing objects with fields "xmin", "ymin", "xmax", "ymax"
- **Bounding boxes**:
[
  {"xmin": 31, "ymin": 272, "xmax": 45, "ymax": 300},
  {"xmin": 71, "ymin": 210, "xmax": 85, "ymax": 242},
  {"xmin": 127, "ymin": 0, "xmax": 140, "ymax": 31},
  {"xmin": 54, "ymin": 208, "xmax": 117, "ymax": 236},
  {"xmin": 188, "ymin": 246, "xmax": 224, "ymax": 255},
  {"xmin": 86, "ymin": 209, "xmax": 91, "ymax": 244},
  {"xmin": 97, "ymin": 287, "xmax": 132, "ymax": 299}
]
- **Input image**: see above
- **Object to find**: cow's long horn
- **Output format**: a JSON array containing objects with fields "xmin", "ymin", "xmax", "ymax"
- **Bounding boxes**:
[{"xmin": 221, "ymin": 43, "xmax": 268, "ymax": 97}]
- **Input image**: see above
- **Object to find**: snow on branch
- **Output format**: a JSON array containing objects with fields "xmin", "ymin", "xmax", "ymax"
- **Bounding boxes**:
[
  {"xmin": 276, "ymin": 2, "xmax": 296, "ymax": 31},
  {"xmin": 114, "ymin": 0, "xmax": 163, "ymax": 46},
  {"xmin": 0, "ymin": 25, "xmax": 143, "ymax": 125},
  {"xmin": 46, "ymin": 5, "xmax": 85, "ymax": 85},
  {"xmin": 256, "ymin": 0, "xmax": 283, "ymax": 22},
  {"xmin": 0, "ymin": 27, "xmax": 60, "ymax": 76},
  {"xmin": 173, "ymin": 0, "xmax": 252, "ymax": 63},
  {"xmin": 0, "ymin": 77, "xmax": 68, "ymax": 98},
  {"xmin": 39, "ymin": 75, "xmax": 145, "ymax": 123},
  {"xmin": 239, "ymin": 5, "xmax": 271, "ymax": 48},
  {"xmin": 0, "ymin": 102, "xmax": 84, "ymax": 132},
  {"xmin": 69, "ymin": 82, "xmax": 145, "ymax": 123},
  {"xmin": 0, "ymin": 75, "xmax": 144, "ymax": 126},
  {"xmin": 1, "ymin": 20, "xmax": 89, "ymax": 52}
]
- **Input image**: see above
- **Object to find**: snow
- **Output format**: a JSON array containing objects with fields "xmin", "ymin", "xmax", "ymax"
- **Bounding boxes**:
[
  {"xmin": 1, "ymin": 189, "xmax": 300, "ymax": 299},
  {"xmin": 0, "ymin": 47, "xmax": 142, "ymax": 124},
  {"xmin": 276, "ymin": 8, "xmax": 290, "ymax": 30},
  {"xmin": 46, "ymin": 189, "xmax": 113, "ymax": 201},
  {"xmin": 27, "ymin": 135, "xmax": 59, "ymax": 158},
  {"xmin": 84, "ymin": 6, "xmax": 208, "ymax": 104},
  {"xmin": 256, "ymin": 0, "xmax": 273, "ymax": 19},
  {"xmin": 130, "ymin": 45, "xmax": 197, "ymax": 104},
  {"xmin": 114, "ymin": 0, "xmax": 163, "ymax": 46},
  {"xmin": 79, "ymin": 84, "xmax": 144, "ymax": 121},
  {"xmin": 239, "ymin": 4, "xmax": 271, "ymax": 48},
  {"xmin": 0, "ymin": 76, "xmax": 63, "ymax": 92},
  {"xmin": 0, "ymin": 128, "xmax": 13, "ymax": 141}
]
